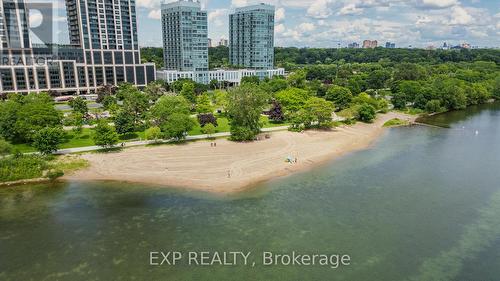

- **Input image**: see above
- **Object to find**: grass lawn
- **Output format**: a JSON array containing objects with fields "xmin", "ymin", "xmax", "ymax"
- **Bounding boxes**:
[{"xmin": 13, "ymin": 115, "xmax": 288, "ymax": 153}]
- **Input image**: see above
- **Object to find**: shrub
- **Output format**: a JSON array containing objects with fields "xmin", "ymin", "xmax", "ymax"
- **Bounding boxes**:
[
  {"xmin": 357, "ymin": 104, "xmax": 376, "ymax": 123},
  {"xmin": 229, "ymin": 126, "xmax": 257, "ymax": 141},
  {"xmin": 0, "ymin": 155, "xmax": 47, "ymax": 182},
  {"xmin": 201, "ymin": 123, "xmax": 216, "ymax": 137},
  {"xmin": 197, "ymin": 113, "xmax": 218, "ymax": 127},
  {"xmin": 145, "ymin": 126, "xmax": 162, "ymax": 141}
]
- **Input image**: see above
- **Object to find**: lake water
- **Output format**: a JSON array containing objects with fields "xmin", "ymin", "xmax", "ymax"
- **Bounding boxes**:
[{"xmin": 1, "ymin": 103, "xmax": 500, "ymax": 281}]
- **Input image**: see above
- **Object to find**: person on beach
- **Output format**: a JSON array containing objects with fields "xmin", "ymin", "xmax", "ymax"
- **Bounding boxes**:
[{"xmin": 227, "ymin": 170, "xmax": 231, "ymax": 178}]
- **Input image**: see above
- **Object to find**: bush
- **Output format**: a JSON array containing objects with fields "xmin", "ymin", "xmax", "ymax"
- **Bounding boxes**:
[
  {"xmin": 0, "ymin": 155, "xmax": 47, "ymax": 182},
  {"xmin": 425, "ymin": 100, "xmax": 443, "ymax": 113},
  {"xmin": 0, "ymin": 138, "xmax": 13, "ymax": 156},
  {"xmin": 145, "ymin": 126, "xmax": 162, "ymax": 141},
  {"xmin": 197, "ymin": 113, "xmax": 218, "ymax": 127},
  {"xmin": 357, "ymin": 104, "xmax": 376, "ymax": 123},
  {"xmin": 201, "ymin": 123, "xmax": 216, "ymax": 136},
  {"xmin": 229, "ymin": 126, "xmax": 257, "ymax": 141}
]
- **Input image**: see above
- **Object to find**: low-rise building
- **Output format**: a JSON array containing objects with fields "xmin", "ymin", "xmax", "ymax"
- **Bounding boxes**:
[{"xmin": 156, "ymin": 68, "xmax": 285, "ymax": 85}]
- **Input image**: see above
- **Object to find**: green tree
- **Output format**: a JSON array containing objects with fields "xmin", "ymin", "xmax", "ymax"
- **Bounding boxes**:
[
  {"xmin": 493, "ymin": 76, "xmax": 500, "ymax": 99},
  {"xmin": 213, "ymin": 90, "xmax": 228, "ymax": 112},
  {"xmin": 201, "ymin": 123, "xmax": 216, "ymax": 137},
  {"xmin": 101, "ymin": 95, "xmax": 118, "ymax": 112},
  {"xmin": 93, "ymin": 121, "xmax": 119, "ymax": 148},
  {"xmin": 144, "ymin": 81, "xmax": 167, "ymax": 102},
  {"xmin": 0, "ymin": 138, "xmax": 13, "ymax": 156},
  {"xmin": 114, "ymin": 109, "xmax": 135, "ymax": 134},
  {"xmin": 393, "ymin": 63, "xmax": 427, "ymax": 81},
  {"xmin": 0, "ymin": 99, "xmax": 21, "ymax": 141},
  {"xmin": 275, "ymin": 88, "xmax": 311, "ymax": 113},
  {"xmin": 325, "ymin": 85, "xmax": 353, "ymax": 110},
  {"xmin": 32, "ymin": 127, "xmax": 65, "ymax": 155},
  {"xmin": 432, "ymin": 78, "xmax": 467, "ymax": 110},
  {"xmin": 69, "ymin": 96, "xmax": 88, "ymax": 115},
  {"xmin": 1, "ymin": 93, "xmax": 63, "ymax": 143},
  {"xmin": 123, "ymin": 89, "xmax": 149, "ymax": 126},
  {"xmin": 357, "ymin": 104, "xmax": 376, "ymax": 123},
  {"xmin": 116, "ymin": 83, "xmax": 136, "ymax": 101},
  {"xmin": 151, "ymin": 95, "xmax": 191, "ymax": 125},
  {"xmin": 69, "ymin": 112, "xmax": 84, "ymax": 135},
  {"xmin": 261, "ymin": 77, "xmax": 288, "ymax": 93},
  {"xmin": 196, "ymin": 93, "xmax": 214, "ymax": 114},
  {"xmin": 241, "ymin": 76, "xmax": 260, "ymax": 85},
  {"xmin": 227, "ymin": 85, "xmax": 269, "ymax": 141},
  {"xmin": 145, "ymin": 126, "xmax": 162, "ymax": 142},
  {"xmin": 398, "ymin": 80, "xmax": 423, "ymax": 103},
  {"xmin": 180, "ymin": 82, "xmax": 196, "ymax": 103},
  {"xmin": 287, "ymin": 70, "xmax": 307, "ymax": 88},
  {"xmin": 161, "ymin": 113, "xmax": 195, "ymax": 140},
  {"xmin": 425, "ymin": 100, "xmax": 443, "ymax": 113},
  {"xmin": 367, "ymin": 69, "xmax": 391, "ymax": 89},
  {"xmin": 304, "ymin": 97, "xmax": 334, "ymax": 128},
  {"xmin": 466, "ymin": 83, "xmax": 491, "ymax": 105}
]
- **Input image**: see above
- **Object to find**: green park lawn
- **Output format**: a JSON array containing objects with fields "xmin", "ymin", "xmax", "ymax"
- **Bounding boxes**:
[{"xmin": 13, "ymin": 115, "xmax": 287, "ymax": 153}]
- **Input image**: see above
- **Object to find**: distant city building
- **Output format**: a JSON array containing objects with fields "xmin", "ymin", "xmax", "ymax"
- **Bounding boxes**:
[
  {"xmin": 161, "ymin": 0, "xmax": 209, "ymax": 83},
  {"xmin": 0, "ymin": 0, "xmax": 155, "ymax": 95},
  {"xmin": 157, "ymin": 68, "xmax": 284, "ymax": 85},
  {"xmin": 385, "ymin": 42, "xmax": 396, "ymax": 48},
  {"xmin": 229, "ymin": 3, "xmax": 275, "ymax": 69},
  {"xmin": 218, "ymin": 39, "xmax": 228, "ymax": 47},
  {"xmin": 348, "ymin": 42, "xmax": 360, "ymax": 48},
  {"xmin": 442, "ymin": 42, "xmax": 449, "ymax": 50},
  {"xmin": 208, "ymin": 38, "xmax": 213, "ymax": 48},
  {"xmin": 461, "ymin": 43, "xmax": 471, "ymax": 49},
  {"xmin": 362, "ymin": 40, "xmax": 378, "ymax": 48}
]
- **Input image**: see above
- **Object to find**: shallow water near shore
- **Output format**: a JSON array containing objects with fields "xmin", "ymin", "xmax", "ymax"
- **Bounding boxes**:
[{"xmin": 1, "ymin": 103, "xmax": 500, "ymax": 280}]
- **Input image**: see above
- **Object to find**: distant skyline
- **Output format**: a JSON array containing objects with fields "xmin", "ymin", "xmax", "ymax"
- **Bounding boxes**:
[{"xmin": 41, "ymin": 0, "xmax": 500, "ymax": 48}]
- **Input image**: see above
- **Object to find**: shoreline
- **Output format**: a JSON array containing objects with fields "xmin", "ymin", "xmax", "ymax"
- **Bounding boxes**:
[{"xmin": 65, "ymin": 112, "xmax": 416, "ymax": 193}]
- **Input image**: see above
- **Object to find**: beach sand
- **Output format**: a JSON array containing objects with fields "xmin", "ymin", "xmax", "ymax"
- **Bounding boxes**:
[{"xmin": 65, "ymin": 112, "xmax": 415, "ymax": 193}]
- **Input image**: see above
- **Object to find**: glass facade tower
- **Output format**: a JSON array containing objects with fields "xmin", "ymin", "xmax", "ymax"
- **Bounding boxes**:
[
  {"xmin": 161, "ymin": 0, "xmax": 208, "ymax": 83},
  {"xmin": 0, "ymin": 0, "xmax": 156, "ymax": 95},
  {"xmin": 229, "ymin": 3, "xmax": 274, "ymax": 70}
]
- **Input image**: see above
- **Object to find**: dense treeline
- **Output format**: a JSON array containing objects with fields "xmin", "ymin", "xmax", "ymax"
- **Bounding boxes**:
[
  {"xmin": 141, "ymin": 47, "xmax": 164, "ymax": 69},
  {"xmin": 141, "ymin": 46, "xmax": 500, "ymax": 70},
  {"xmin": 274, "ymin": 47, "xmax": 500, "ymax": 67}
]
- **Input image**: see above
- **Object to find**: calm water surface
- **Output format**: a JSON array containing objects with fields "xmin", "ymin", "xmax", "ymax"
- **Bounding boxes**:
[{"xmin": 1, "ymin": 103, "xmax": 500, "ymax": 281}]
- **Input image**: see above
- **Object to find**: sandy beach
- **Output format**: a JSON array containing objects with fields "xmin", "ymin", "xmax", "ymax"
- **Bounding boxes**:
[{"xmin": 66, "ymin": 112, "xmax": 415, "ymax": 193}]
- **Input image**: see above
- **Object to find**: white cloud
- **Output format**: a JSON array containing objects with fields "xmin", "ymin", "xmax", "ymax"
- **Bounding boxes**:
[
  {"xmin": 307, "ymin": 0, "xmax": 333, "ymax": 19},
  {"xmin": 231, "ymin": 0, "xmax": 248, "ymax": 7},
  {"xmin": 275, "ymin": 7, "xmax": 286, "ymax": 22},
  {"xmin": 448, "ymin": 6, "xmax": 473, "ymax": 25},
  {"xmin": 415, "ymin": 15, "xmax": 432, "ymax": 26},
  {"xmin": 208, "ymin": 9, "xmax": 228, "ymax": 27},
  {"xmin": 415, "ymin": 0, "xmax": 458, "ymax": 9},
  {"xmin": 148, "ymin": 9, "xmax": 161, "ymax": 20},
  {"xmin": 137, "ymin": 0, "xmax": 159, "ymax": 9},
  {"xmin": 275, "ymin": 23, "xmax": 286, "ymax": 34},
  {"xmin": 338, "ymin": 4, "xmax": 363, "ymax": 15},
  {"xmin": 299, "ymin": 22, "xmax": 316, "ymax": 32}
]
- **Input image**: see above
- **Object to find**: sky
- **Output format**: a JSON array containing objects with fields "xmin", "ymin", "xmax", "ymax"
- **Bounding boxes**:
[{"xmin": 40, "ymin": 0, "xmax": 500, "ymax": 48}]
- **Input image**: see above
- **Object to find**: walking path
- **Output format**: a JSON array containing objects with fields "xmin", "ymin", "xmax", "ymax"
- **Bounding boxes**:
[{"xmin": 55, "ymin": 126, "xmax": 289, "ymax": 154}]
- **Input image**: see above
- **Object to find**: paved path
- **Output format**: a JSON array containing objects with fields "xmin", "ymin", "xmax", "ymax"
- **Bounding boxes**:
[{"xmin": 55, "ymin": 126, "xmax": 289, "ymax": 155}]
